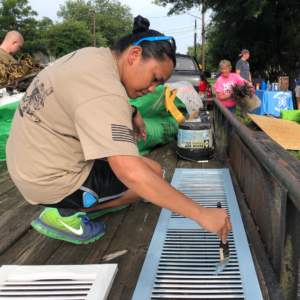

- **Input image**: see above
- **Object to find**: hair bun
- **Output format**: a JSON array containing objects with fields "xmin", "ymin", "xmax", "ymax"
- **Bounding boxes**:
[{"xmin": 133, "ymin": 15, "xmax": 150, "ymax": 34}]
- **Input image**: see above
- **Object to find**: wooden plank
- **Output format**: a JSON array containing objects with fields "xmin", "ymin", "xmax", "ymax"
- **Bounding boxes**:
[
  {"xmin": 0, "ymin": 162, "xmax": 7, "ymax": 173},
  {"xmin": 101, "ymin": 201, "xmax": 161, "ymax": 300},
  {"xmin": 0, "ymin": 205, "xmax": 42, "ymax": 256},
  {"xmin": 0, "ymin": 178, "xmax": 15, "ymax": 196},
  {"xmin": 0, "ymin": 142, "xmax": 177, "ymax": 268},
  {"xmin": 0, "ymin": 187, "xmax": 30, "ymax": 211},
  {"xmin": 0, "ymin": 208, "xmax": 130, "ymax": 266},
  {"xmin": 45, "ymin": 208, "xmax": 129, "ymax": 265},
  {"xmin": 148, "ymin": 140, "xmax": 178, "ymax": 184},
  {"xmin": 177, "ymin": 158, "xmax": 202, "ymax": 168},
  {"xmin": 0, "ymin": 187, "xmax": 42, "ymax": 256},
  {"xmin": 0, "ymin": 171, "xmax": 9, "ymax": 182},
  {"xmin": 202, "ymin": 147, "xmax": 226, "ymax": 169},
  {"xmin": 248, "ymin": 113, "xmax": 300, "ymax": 150},
  {"xmin": 0, "ymin": 229, "xmax": 63, "ymax": 266}
]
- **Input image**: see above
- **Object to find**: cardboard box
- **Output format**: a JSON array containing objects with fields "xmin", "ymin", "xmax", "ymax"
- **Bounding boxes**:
[{"xmin": 279, "ymin": 76, "xmax": 289, "ymax": 91}]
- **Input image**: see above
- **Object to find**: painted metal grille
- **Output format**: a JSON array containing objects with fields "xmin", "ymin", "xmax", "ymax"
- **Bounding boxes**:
[
  {"xmin": 152, "ymin": 230, "xmax": 242, "ymax": 299},
  {"xmin": 0, "ymin": 264, "xmax": 117, "ymax": 300},
  {"xmin": 132, "ymin": 169, "xmax": 263, "ymax": 300},
  {"xmin": 172, "ymin": 171, "xmax": 229, "ymax": 218}
]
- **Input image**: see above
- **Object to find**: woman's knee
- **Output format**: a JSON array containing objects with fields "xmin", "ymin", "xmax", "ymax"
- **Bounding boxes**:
[{"xmin": 141, "ymin": 157, "xmax": 163, "ymax": 177}]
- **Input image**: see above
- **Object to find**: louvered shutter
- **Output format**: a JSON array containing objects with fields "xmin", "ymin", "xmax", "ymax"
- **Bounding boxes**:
[
  {"xmin": 132, "ymin": 169, "xmax": 263, "ymax": 299},
  {"xmin": 0, "ymin": 264, "xmax": 117, "ymax": 300}
]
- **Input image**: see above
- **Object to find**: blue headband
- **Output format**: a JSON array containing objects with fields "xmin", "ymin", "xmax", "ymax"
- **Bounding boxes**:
[{"xmin": 132, "ymin": 36, "xmax": 172, "ymax": 47}]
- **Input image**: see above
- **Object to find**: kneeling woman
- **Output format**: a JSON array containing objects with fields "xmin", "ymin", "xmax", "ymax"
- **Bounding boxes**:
[
  {"xmin": 7, "ymin": 16, "xmax": 231, "ymax": 244},
  {"xmin": 214, "ymin": 60, "xmax": 252, "ymax": 115}
]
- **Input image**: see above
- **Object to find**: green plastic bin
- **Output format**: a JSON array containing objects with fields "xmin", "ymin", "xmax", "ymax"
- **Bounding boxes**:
[{"xmin": 280, "ymin": 110, "xmax": 300, "ymax": 124}]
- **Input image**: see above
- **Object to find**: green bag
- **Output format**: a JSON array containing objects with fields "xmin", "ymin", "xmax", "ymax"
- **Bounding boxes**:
[
  {"xmin": 0, "ymin": 101, "xmax": 20, "ymax": 161},
  {"xmin": 129, "ymin": 85, "xmax": 186, "ymax": 156}
]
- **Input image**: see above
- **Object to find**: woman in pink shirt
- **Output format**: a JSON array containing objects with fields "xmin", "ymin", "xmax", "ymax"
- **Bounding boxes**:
[{"xmin": 214, "ymin": 60, "xmax": 252, "ymax": 115}]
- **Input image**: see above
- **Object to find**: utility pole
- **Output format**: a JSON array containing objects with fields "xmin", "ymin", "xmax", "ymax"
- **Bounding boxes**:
[
  {"xmin": 202, "ymin": 2, "xmax": 205, "ymax": 72},
  {"xmin": 93, "ymin": 11, "xmax": 96, "ymax": 47},
  {"xmin": 194, "ymin": 19, "xmax": 197, "ymax": 59}
]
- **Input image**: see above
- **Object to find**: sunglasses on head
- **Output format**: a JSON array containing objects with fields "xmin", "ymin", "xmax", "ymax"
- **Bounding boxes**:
[{"xmin": 133, "ymin": 36, "xmax": 172, "ymax": 47}]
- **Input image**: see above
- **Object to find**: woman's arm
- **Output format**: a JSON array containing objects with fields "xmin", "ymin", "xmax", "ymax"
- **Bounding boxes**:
[
  {"xmin": 108, "ymin": 155, "xmax": 232, "ymax": 243},
  {"xmin": 217, "ymin": 91, "xmax": 233, "ymax": 100}
]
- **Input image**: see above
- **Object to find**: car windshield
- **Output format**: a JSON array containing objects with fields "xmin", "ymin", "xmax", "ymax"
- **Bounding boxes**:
[{"xmin": 175, "ymin": 58, "xmax": 196, "ymax": 71}]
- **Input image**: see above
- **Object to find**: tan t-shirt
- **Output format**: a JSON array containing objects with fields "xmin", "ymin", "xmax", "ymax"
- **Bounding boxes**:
[
  {"xmin": 0, "ymin": 47, "xmax": 17, "ymax": 70},
  {"xmin": 6, "ymin": 47, "xmax": 140, "ymax": 205}
]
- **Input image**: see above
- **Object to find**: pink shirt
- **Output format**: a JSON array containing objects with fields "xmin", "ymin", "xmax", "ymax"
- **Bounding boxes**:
[{"xmin": 214, "ymin": 73, "xmax": 245, "ymax": 107}]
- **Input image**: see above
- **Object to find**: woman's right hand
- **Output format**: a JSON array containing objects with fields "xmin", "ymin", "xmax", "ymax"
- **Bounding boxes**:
[{"xmin": 198, "ymin": 207, "xmax": 232, "ymax": 243}]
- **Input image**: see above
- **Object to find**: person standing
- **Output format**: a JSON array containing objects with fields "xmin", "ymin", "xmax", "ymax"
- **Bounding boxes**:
[
  {"xmin": 236, "ymin": 49, "xmax": 251, "ymax": 118},
  {"xmin": 0, "ymin": 31, "xmax": 24, "ymax": 70},
  {"xmin": 214, "ymin": 60, "xmax": 248, "ymax": 115},
  {"xmin": 296, "ymin": 80, "xmax": 300, "ymax": 110}
]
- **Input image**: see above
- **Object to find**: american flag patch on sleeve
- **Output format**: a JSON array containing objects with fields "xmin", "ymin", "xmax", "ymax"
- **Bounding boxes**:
[{"xmin": 111, "ymin": 124, "xmax": 136, "ymax": 145}]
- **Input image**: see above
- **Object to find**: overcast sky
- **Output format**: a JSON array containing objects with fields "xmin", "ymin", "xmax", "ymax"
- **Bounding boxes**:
[{"xmin": 28, "ymin": 0, "xmax": 211, "ymax": 54}]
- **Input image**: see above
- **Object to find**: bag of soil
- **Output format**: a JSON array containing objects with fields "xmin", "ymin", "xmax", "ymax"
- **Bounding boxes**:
[
  {"xmin": 232, "ymin": 82, "xmax": 261, "ymax": 112},
  {"xmin": 129, "ymin": 85, "xmax": 187, "ymax": 156}
]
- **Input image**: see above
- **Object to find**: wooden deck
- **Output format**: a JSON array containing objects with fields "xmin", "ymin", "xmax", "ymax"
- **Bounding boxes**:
[{"xmin": 0, "ymin": 136, "xmax": 269, "ymax": 299}]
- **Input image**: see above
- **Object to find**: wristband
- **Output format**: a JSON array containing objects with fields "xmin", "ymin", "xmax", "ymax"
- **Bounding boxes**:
[{"xmin": 131, "ymin": 105, "xmax": 138, "ymax": 118}]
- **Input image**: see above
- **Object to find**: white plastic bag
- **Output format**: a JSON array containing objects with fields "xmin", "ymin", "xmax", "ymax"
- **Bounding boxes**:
[{"xmin": 165, "ymin": 81, "xmax": 203, "ymax": 117}]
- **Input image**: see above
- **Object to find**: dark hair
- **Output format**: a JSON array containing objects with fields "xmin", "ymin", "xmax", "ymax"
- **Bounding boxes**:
[{"xmin": 114, "ymin": 15, "xmax": 176, "ymax": 67}]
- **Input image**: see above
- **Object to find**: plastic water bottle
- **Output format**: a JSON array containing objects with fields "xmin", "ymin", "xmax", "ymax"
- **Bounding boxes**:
[
  {"xmin": 267, "ymin": 80, "xmax": 270, "ymax": 91},
  {"xmin": 261, "ymin": 81, "xmax": 266, "ymax": 91}
]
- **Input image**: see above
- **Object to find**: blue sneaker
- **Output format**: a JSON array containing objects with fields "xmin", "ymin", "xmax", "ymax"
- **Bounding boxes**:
[
  {"xmin": 86, "ymin": 205, "xmax": 129, "ymax": 220},
  {"xmin": 31, "ymin": 208, "xmax": 105, "ymax": 244}
]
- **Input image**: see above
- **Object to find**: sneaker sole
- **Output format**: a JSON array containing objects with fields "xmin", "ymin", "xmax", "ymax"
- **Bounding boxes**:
[
  {"xmin": 31, "ymin": 219, "xmax": 105, "ymax": 245},
  {"xmin": 86, "ymin": 205, "xmax": 129, "ymax": 220}
]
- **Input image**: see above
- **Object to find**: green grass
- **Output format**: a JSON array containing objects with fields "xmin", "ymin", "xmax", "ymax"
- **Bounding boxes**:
[
  {"xmin": 236, "ymin": 107, "xmax": 255, "ymax": 131},
  {"xmin": 207, "ymin": 78, "xmax": 217, "ymax": 85},
  {"xmin": 288, "ymin": 150, "xmax": 300, "ymax": 160}
]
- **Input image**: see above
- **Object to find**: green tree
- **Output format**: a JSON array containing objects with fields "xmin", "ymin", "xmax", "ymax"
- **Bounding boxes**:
[
  {"xmin": 57, "ymin": 0, "xmax": 133, "ymax": 48},
  {"xmin": 0, "ymin": 0, "xmax": 47, "ymax": 55},
  {"xmin": 46, "ymin": 20, "xmax": 107, "ymax": 58},
  {"xmin": 155, "ymin": 0, "xmax": 300, "ymax": 89},
  {"xmin": 187, "ymin": 42, "xmax": 217, "ymax": 72}
]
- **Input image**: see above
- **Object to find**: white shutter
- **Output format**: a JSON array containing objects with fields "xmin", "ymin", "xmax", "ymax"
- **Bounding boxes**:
[
  {"xmin": 0, "ymin": 264, "xmax": 117, "ymax": 300},
  {"xmin": 132, "ymin": 169, "xmax": 263, "ymax": 299}
]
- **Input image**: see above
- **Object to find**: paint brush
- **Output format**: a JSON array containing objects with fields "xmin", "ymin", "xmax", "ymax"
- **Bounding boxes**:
[{"xmin": 214, "ymin": 202, "xmax": 230, "ymax": 276}]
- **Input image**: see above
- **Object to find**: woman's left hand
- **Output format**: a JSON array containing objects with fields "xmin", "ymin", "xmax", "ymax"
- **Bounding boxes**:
[{"xmin": 132, "ymin": 111, "xmax": 146, "ymax": 142}]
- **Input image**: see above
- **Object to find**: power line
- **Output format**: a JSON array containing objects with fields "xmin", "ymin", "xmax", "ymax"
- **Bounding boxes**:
[
  {"xmin": 164, "ymin": 25, "xmax": 202, "ymax": 34},
  {"xmin": 170, "ymin": 27, "xmax": 202, "ymax": 37},
  {"xmin": 162, "ymin": 25, "xmax": 194, "ymax": 32},
  {"xmin": 175, "ymin": 34, "xmax": 195, "ymax": 40}
]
